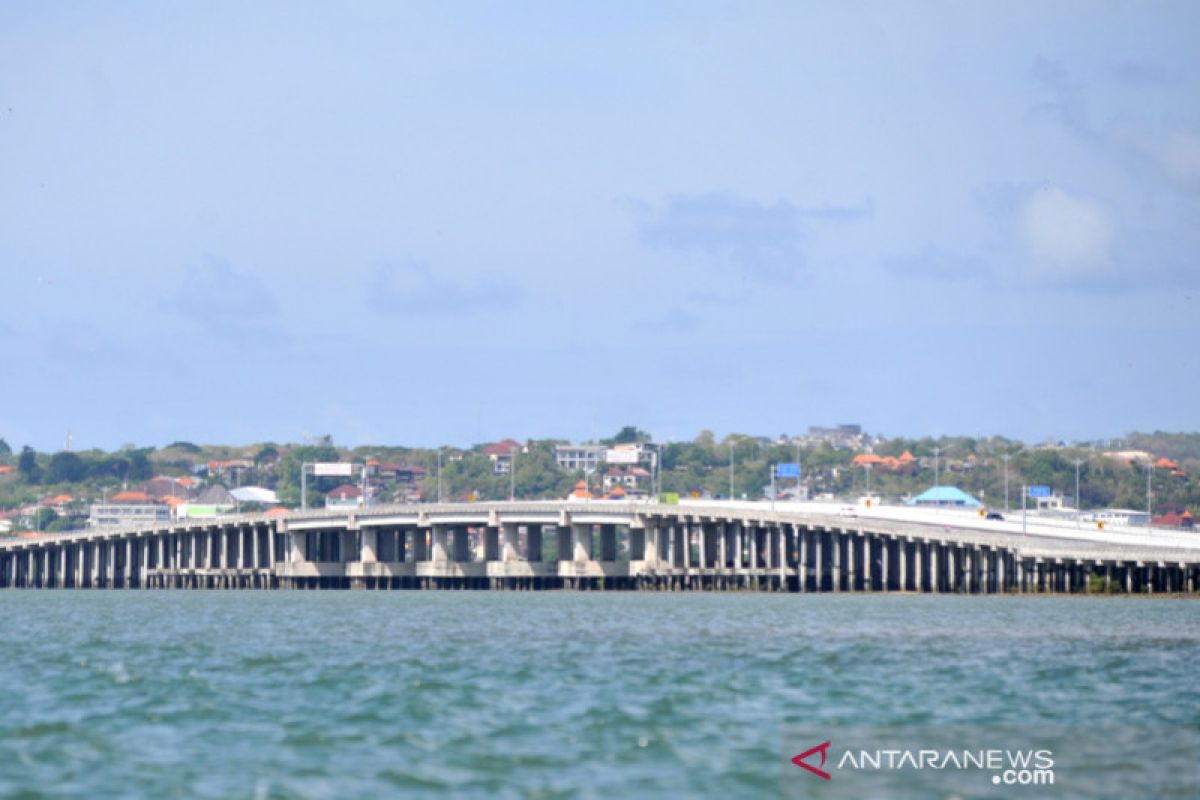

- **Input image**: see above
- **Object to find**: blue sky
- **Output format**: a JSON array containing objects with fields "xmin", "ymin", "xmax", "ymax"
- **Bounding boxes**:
[{"xmin": 1, "ymin": 2, "xmax": 1197, "ymax": 451}]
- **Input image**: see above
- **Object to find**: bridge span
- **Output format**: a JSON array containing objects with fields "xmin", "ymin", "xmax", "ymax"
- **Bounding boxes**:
[{"xmin": 2, "ymin": 501, "xmax": 1198, "ymax": 594}]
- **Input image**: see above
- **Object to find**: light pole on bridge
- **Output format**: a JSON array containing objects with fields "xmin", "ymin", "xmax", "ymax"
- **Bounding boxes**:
[{"xmin": 1003, "ymin": 453, "xmax": 1011, "ymax": 513}]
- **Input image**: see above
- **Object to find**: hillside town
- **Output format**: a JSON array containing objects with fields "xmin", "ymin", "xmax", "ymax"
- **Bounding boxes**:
[{"xmin": 0, "ymin": 427, "xmax": 1196, "ymax": 536}]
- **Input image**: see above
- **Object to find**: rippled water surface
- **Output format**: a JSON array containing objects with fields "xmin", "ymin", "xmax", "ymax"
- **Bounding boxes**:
[{"xmin": 0, "ymin": 592, "xmax": 1196, "ymax": 798}]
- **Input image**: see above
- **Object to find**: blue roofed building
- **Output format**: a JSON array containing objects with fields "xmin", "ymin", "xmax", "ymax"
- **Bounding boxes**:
[{"xmin": 908, "ymin": 486, "xmax": 982, "ymax": 507}]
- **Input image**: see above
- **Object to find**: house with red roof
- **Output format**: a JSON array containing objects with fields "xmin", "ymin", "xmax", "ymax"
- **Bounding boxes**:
[
  {"xmin": 325, "ymin": 484, "xmax": 363, "ymax": 510},
  {"xmin": 483, "ymin": 439, "xmax": 521, "ymax": 474}
]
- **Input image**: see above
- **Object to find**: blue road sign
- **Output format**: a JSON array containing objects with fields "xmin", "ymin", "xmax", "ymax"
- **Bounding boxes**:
[
  {"xmin": 1028, "ymin": 485, "xmax": 1051, "ymax": 498},
  {"xmin": 776, "ymin": 463, "xmax": 801, "ymax": 478}
]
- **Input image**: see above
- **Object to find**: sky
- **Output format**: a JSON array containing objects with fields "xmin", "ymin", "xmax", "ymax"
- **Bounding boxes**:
[{"xmin": 1, "ymin": 1, "xmax": 1198, "ymax": 452}]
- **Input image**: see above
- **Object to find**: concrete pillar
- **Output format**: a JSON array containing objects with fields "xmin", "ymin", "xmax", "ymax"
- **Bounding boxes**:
[
  {"xmin": 695, "ymin": 523, "xmax": 706, "ymax": 568},
  {"xmin": 829, "ymin": 531, "xmax": 841, "ymax": 592},
  {"xmin": 795, "ymin": 527, "xmax": 807, "ymax": 592},
  {"xmin": 501, "ymin": 523, "xmax": 520, "ymax": 561},
  {"xmin": 996, "ymin": 550, "xmax": 1006, "ymax": 593},
  {"xmin": 897, "ymin": 539, "xmax": 908, "ymax": 591},
  {"xmin": 74, "ymin": 543, "xmax": 85, "ymax": 588},
  {"xmin": 106, "ymin": 540, "xmax": 117, "ymax": 588},
  {"xmin": 733, "ymin": 524, "xmax": 743, "ymax": 569},
  {"xmin": 361, "ymin": 528, "xmax": 378, "ymax": 563},
  {"xmin": 602, "ymin": 525, "xmax": 618, "ymax": 561},
  {"xmin": 844, "ymin": 534, "xmax": 854, "ymax": 592},
  {"xmin": 813, "ymin": 530, "xmax": 824, "ymax": 591},
  {"xmin": 431, "ymin": 526, "xmax": 450, "ymax": 564},
  {"xmin": 480, "ymin": 526, "xmax": 496, "ymax": 561},
  {"xmin": 642, "ymin": 523, "xmax": 658, "ymax": 566},
  {"xmin": 412, "ymin": 528, "xmax": 428, "ymax": 562},
  {"xmin": 527, "ymin": 525, "xmax": 543, "ymax": 562},
  {"xmin": 779, "ymin": 526, "xmax": 788, "ymax": 585},
  {"xmin": 452, "ymin": 527, "xmax": 471, "ymax": 562},
  {"xmin": 748, "ymin": 525, "xmax": 758, "ymax": 571},
  {"xmin": 929, "ymin": 543, "xmax": 939, "ymax": 593},
  {"xmin": 571, "ymin": 524, "xmax": 592, "ymax": 562},
  {"xmin": 556, "ymin": 526, "xmax": 571, "ymax": 563},
  {"xmin": 717, "ymin": 523, "xmax": 728, "ymax": 568},
  {"xmin": 57, "ymin": 546, "xmax": 68, "ymax": 588},
  {"xmin": 912, "ymin": 541, "xmax": 923, "ymax": 593}
]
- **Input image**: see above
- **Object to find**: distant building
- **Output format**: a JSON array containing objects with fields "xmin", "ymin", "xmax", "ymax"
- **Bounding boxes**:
[
  {"xmin": 378, "ymin": 463, "xmax": 426, "ymax": 483},
  {"xmin": 602, "ymin": 466, "xmax": 651, "ymax": 494},
  {"xmin": 483, "ymin": 439, "xmax": 521, "ymax": 474},
  {"xmin": 325, "ymin": 484, "xmax": 363, "ymax": 509},
  {"xmin": 907, "ymin": 486, "xmax": 982, "ymax": 508},
  {"xmin": 554, "ymin": 445, "xmax": 606, "ymax": 472},
  {"xmin": 89, "ymin": 493, "xmax": 171, "ymax": 528},
  {"xmin": 1087, "ymin": 509, "xmax": 1152, "ymax": 527},
  {"xmin": 1151, "ymin": 510, "xmax": 1194, "ymax": 528}
]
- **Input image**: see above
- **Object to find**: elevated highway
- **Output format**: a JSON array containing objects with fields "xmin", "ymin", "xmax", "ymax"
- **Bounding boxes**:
[{"xmin": 1, "ymin": 500, "xmax": 1197, "ymax": 593}]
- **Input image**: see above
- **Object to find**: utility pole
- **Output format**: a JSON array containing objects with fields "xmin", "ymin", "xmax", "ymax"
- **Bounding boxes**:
[
  {"xmin": 437, "ymin": 449, "xmax": 444, "ymax": 504},
  {"xmin": 729, "ymin": 441, "xmax": 735, "ymax": 500},
  {"xmin": 1074, "ymin": 458, "xmax": 1083, "ymax": 529},
  {"xmin": 933, "ymin": 447, "xmax": 942, "ymax": 486},
  {"xmin": 1003, "ymin": 453, "xmax": 1011, "ymax": 513},
  {"xmin": 1022, "ymin": 484, "xmax": 1027, "ymax": 537},
  {"xmin": 1146, "ymin": 461, "xmax": 1152, "ymax": 530},
  {"xmin": 509, "ymin": 446, "xmax": 517, "ymax": 502}
]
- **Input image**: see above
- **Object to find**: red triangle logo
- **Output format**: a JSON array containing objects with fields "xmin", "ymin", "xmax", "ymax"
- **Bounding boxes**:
[{"xmin": 792, "ymin": 741, "xmax": 832, "ymax": 780}]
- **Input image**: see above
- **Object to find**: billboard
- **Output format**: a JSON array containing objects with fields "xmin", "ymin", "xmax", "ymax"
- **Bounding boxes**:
[
  {"xmin": 313, "ymin": 462, "xmax": 354, "ymax": 477},
  {"xmin": 606, "ymin": 448, "xmax": 641, "ymax": 465},
  {"xmin": 1028, "ymin": 485, "xmax": 1051, "ymax": 498},
  {"xmin": 776, "ymin": 463, "xmax": 801, "ymax": 478}
]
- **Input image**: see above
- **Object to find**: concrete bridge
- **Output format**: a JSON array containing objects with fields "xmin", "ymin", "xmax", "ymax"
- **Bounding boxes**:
[{"xmin": 2, "ymin": 500, "xmax": 1198, "ymax": 594}]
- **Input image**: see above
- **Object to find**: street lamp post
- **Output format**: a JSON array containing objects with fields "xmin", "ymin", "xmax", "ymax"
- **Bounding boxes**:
[
  {"xmin": 437, "ymin": 449, "xmax": 444, "ymax": 504},
  {"xmin": 1146, "ymin": 461, "xmax": 1152, "ymax": 530},
  {"xmin": 1074, "ymin": 458, "xmax": 1083, "ymax": 529},
  {"xmin": 729, "ymin": 442, "xmax": 735, "ymax": 500},
  {"xmin": 933, "ymin": 447, "xmax": 942, "ymax": 486},
  {"xmin": 1003, "ymin": 454, "xmax": 1010, "ymax": 513}
]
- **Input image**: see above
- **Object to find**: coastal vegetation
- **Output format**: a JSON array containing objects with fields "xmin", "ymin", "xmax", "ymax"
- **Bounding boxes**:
[{"xmin": 1, "ymin": 430, "xmax": 1197, "ymax": 532}]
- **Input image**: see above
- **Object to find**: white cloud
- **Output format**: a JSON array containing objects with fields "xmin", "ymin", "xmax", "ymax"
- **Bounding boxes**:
[
  {"xmin": 1160, "ymin": 132, "xmax": 1200, "ymax": 186},
  {"xmin": 1020, "ymin": 187, "xmax": 1113, "ymax": 277}
]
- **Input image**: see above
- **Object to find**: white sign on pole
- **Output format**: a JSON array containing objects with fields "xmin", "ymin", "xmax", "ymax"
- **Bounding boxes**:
[
  {"xmin": 605, "ymin": 448, "xmax": 640, "ymax": 465},
  {"xmin": 313, "ymin": 462, "xmax": 354, "ymax": 477}
]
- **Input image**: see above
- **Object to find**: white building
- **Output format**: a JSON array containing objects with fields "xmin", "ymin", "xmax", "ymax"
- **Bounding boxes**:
[
  {"xmin": 88, "ymin": 503, "xmax": 171, "ymax": 528},
  {"xmin": 554, "ymin": 445, "xmax": 606, "ymax": 472}
]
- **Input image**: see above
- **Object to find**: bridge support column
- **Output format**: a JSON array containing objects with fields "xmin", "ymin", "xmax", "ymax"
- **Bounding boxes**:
[
  {"xmin": 897, "ymin": 539, "xmax": 908, "ymax": 591},
  {"xmin": 797, "ymin": 527, "xmax": 809, "ymax": 591},
  {"xmin": 928, "ymin": 543, "xmax": 939, "ymax": 593},
  {"xmin": 600, "ymin": 525, "xmax": 618, "ymax": 562},
  {"xmin": 501, "ymin": 523, "xmax": 520, "ymax": 561},
  {"xmin": 454, "ymin": 527, "xmax": 472, "ymax": 562},
  {"xmin": 526, "ymin": 525, "xmax": 542, "ymax": 562},
  {"xmin": 430, "ymin": 525, "xmax": 449, "ymax": 564},
  {"xmin": 907, "ymin": 542, "xmax": 916, "ymax": 592},
  {"xmin": 744, "ymin": 525, "xmax": 753, "ymax": 575},
  {"xmin": 56, "ymin": 546, "xmax": 68, "ymax": 589},
  {"xmin": 361, "ymin": 528, "xmax": 378, "ymax": 563},
  {"xmin": 569, "ymin": 524, "xmax": 591, "ymax": 562},
  {"xmin": 829, "ymin": 531, "xmax": 841, "ymax": 592}
]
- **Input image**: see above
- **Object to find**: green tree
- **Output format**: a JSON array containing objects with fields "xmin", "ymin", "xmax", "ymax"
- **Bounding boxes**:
[
  {"xmin": 603, "ymin": 426, "xmax": 652, "ymax": 445},
  {"xmin": 47, "ymin": 451, "xmax": 87, "ymax": 484},
  {"xmin": 18, "ymin": 446, "xmax": 39, "ymax": 484},
  {"xmin": 128, "ymin": 449, "xmax": 153, "ymax": 481},
  {"xmin": 0, "ymin": 438, "xmax": 11, "ymax": 459}
]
